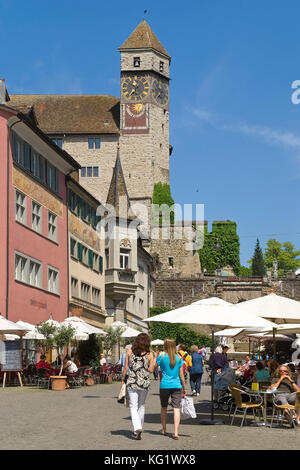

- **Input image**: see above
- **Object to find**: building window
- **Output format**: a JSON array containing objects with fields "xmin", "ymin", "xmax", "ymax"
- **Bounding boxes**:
[
  {"xmin": 12, "ymin": 134, "xmax": 23, "ymax": 165},
  {"xmin": 134, "ymin": 57, "xmax": 141, "ymax": 67},
  {"xmin": 71, "ymin": 277, "xmax": 78, "ymax": 298},
  {"xmin": 48, "ymin": 266, "xmax": 59, "ymax": 294},
  {"xmin": 105, "ymin": 248, "xmax": 109, "ymax": 269},
  {"xmin": 46, "ymin": 162, "xmax": 59, "ymax": 192},
  {"xmin": 48, "ymin": 211, "xmax": 57, "ymax": 241},
  {"xmin": 51, "ymin": 137, "xmax": 63, "ymax": 148},
  {"xmin": 92, "ymin": 287, "xmax": 101, "ymax": 306},
  {"xmin": 32, "ymin": 201, "xmax": 42, "ymax": 233},
  {"xmin": 15, "ymin": 190, "xmax": 27, "ymax": 225},
  {"xmin": 120, "ymin": 249, "xmax": 130, "ymax": 269},
  {"xmin": 88, "ymin": 137, "xmax": 100, "ymax": 149},
  {"xmin": 15, "ymin": 253, "xmax": 27, "ymax": 283},
  {"xmin": 81, "ymin": 282, "xmax": 91, "ymax": 302},
  {"xmin": 82, "ymin": 246, "xmax": 89, "ymax": 265},
  {"xmin": 15, "ymin": 252, "xmax": 42, "ymax": 288},
  {"xmin": 159, "ymin": 61, "xmax": 164, "ymax": 72},
  {"xmin": 93, "ymin": 253, "xmax": 99, "ymax": 271},
  {"xmin": 29, "ymin": 259, "xmax": 42, "ymax": 288},
  {"xmin": 31, "ymin": 151, "xmax": 44, "ymax": 180},
  {"xmin": 70, "ymin": 238, "xmax": 77, "ymax": 258},
  {"xmin": 168, "ymin": 257, "xmax": 174, "ymax": 267},
  {"xmin": 81, "ymin": 166, "xmax": 99, "ymax": 177}
]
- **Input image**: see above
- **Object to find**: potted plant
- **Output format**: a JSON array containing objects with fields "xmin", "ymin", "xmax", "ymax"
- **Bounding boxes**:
[{"xmin": 37, "ymin": 322, "xmax": 75, "ymax": 390}]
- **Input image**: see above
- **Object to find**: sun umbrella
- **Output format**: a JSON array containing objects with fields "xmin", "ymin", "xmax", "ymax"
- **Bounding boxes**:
[
  {"xmin": 0, "ymin": 315, "xmax": 31, "ymax": 335},
  {"xmin": 144, "ymin": 301, "xmax": 277, "ymax": 425},
  {"xmin": 63, "ymin": 317, "xmax": 107, "ymax": 338},
  {"xmin": 16, "ymin": 321, "xmax": 46, "ymax": 340},
  {"xmin": 110, "ymin": 321, "xmax": 140, "ymax": 338},
  {"xmin": 234, "ymin": 292, "xmax": 300, "ymax": 357},
  {"xmin": 275, "ymin": 324, "xmax": 300, "ymax": 334},
  {"xmin": 192, "ymin": 297, "xmax": 233, "ymax": 306},
  {"xmin": 151, "ymin": 339, "xmax": 164, "ymax": 345}
]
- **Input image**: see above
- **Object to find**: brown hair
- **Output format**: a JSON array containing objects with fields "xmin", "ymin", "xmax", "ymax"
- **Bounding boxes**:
[
  {"xmin": 190, "ymin": 345, "xmax": 199, "ymax": 354},
  {"xmin": 163, "ymin": 339, "xmax": 177, "ymax": 368},
  {"xmin": 132, "ymin": 333, "xmax": 151, "ymax": 356}
]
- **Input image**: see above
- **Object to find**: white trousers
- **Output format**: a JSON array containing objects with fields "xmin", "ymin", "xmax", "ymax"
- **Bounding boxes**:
[{"xmin": 128, "ymin": 388, "xmax": 148, "ymax": 432}]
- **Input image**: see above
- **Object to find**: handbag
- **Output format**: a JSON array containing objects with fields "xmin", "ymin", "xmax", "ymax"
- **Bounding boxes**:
[
  {"xmin": 117, "ymin": 383, "xmax": 126, "ymax": 403},
  {"xmin": 180, "ymin": 396, "xmax": 197, "ymax": 420}
]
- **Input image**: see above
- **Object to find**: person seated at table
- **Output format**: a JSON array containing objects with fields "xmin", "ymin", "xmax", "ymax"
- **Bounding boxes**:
[
  {"xmin": 270, "ymin": 364, "xmax": 300, "ymax": 425},
  {"xmin": 252, "ymin": 361, "xmax": 270, "ymax": 383},
  {"xmin": 36, "ymin": 355, "xmax": 55, "ymax": 376},
  {"xmin": 63, "ymin": 355, "xmax": 78, "ymax": 374}
]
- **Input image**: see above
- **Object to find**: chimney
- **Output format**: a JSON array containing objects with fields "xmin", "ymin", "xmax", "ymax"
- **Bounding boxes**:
[{"xmin": 0, "ymin": 79, "xmax": 9, "ymax": 104}]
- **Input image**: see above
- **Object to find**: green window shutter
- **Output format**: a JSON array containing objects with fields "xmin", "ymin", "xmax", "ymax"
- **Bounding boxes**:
[
  {"xmin": 88, "ymin": 249, "xmax": 94, "ymax": 268},
  {"xmin": 70, "ymin": 238, "xmax": 76, "ymax": 257},
  {"xmin": 99, "ymin": 256, "xmax": 103, "ymax": 274},
  {"xmin": 68, "ymin": 188, "xmax": 72, "ymax": 208},
  {"xmin": 77, "ymin": 242, "xmax": 83, "ymax": 261}
]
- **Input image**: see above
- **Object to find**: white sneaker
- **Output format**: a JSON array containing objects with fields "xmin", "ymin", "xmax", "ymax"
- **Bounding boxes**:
[
  {"xmin": 296, "ymin": 420, "xmax": 300, "ymax": 426},
  {"xmin": 192, "ymin": 390, "xmax": 196, "ymax": 396},
  {"xmin": 196, "ymin": 393, "xmax": 200, "ymax": 397}
]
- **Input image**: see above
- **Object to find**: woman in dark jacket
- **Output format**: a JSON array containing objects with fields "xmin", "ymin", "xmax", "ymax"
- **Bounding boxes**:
[{"xmin": 189, "ymin": 345, "xmax": 203, "ymax": 397}]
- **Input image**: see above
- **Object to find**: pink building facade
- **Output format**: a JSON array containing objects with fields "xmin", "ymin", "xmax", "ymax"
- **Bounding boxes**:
[{"xmin": 0, "ymin": 104, "xmax": 80, "ymax": 324}]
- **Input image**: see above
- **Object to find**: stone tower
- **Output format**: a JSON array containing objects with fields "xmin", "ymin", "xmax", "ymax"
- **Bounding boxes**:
[{"xmin": 119, "ymin": 21, "xmax": 171, "ymax": 230}]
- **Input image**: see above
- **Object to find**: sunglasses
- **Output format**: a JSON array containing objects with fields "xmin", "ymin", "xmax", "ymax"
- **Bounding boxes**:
[{"xmin": 280, "ymin": 369, "xmax": 288, "ymax": 372}]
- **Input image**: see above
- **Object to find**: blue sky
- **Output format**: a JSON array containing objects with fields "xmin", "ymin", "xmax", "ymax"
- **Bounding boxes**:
[{"xmin": 1, "ymin": 0, "xmax": 300, "ymax": 266}]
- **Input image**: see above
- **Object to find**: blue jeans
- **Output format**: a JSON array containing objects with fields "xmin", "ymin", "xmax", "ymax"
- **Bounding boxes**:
[{"xmin": 190, "ymin": 373, "xmax": 203, "ymax": 394}]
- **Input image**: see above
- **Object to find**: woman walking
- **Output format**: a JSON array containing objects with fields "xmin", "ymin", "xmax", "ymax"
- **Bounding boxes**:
[
  {"xmin": 155, "ymin": 339, "xmax": 186, "ymax": 439},
  {"xmin": 189, "ymin": 345, "xmax": 203, "ymax": 397},
  {"xmin": 121, "ymin": 333, "xmax": 154, "ymax": 440}
]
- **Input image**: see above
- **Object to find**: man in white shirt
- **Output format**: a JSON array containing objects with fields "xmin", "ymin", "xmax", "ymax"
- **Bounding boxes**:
[{"xmin": 100, "ymin": 353, "xmax": 107, "ymax": 366}]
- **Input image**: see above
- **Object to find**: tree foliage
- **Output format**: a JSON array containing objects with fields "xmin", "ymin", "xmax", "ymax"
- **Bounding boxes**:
[
  {"xmin": 251, "ymin": 239, "xmax": 265, "ymax": 276},
  {"xmin": 103, "ymin": 326, "xmax": 124, "ymax": 353},
  {"xmin": 264, "ymin": 239, "xmax": 300, "ymax": 276},
  {"xmin": 199, "ymin": 221, "xmax": 240, "ymax": 275},
  {"xmin": 149, "ymin": 307, "xmax": 212, "ymax": 349}
]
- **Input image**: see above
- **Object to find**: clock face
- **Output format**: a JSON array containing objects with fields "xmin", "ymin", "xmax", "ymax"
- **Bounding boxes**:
[
  {"xmin": 122, "ymin": 75, "xmax": 150, "ymax": 101},
  {"xmin": 152, "ymin": 78, "xmax": 169, "ymax": 106}
]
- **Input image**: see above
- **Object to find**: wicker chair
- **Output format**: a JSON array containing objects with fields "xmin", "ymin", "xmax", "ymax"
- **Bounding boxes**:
[
  {"xmin": 271, "ymin": 391, "xmax": 300, "ymax": 428},
  {"xmin": 230, "ymin": 386, "xmax": 264, "ymax": 427}
]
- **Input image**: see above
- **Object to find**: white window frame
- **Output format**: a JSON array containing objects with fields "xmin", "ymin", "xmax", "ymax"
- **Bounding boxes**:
[
  {"xmin": 32, "ymin": 200, "xmax": 42, "ymax": 233},
  {"xmin": 93, "ymin": 253, "xmax": 99, "ymax": 271},
  {"xmin": 92, "ymin": 287, "xmax": 101, "ymax": 306},
  {"xmin": 15, "ymin": 252, "xmax": 42, "ymax": 288},
  {"xmin": 48, "ymin": 211, "xmax": 57, "ymax": 241},
  {"xmin": 81, "ymin": 282, "xmax": 91, "ymax": 302},
  {"xmin": 15, "ymin": 190, "xmax": 27, "ymax": 225},
  {"xmin": 120, "ymin": 249, "xmax": 130, "ymax": 269},
  {"xmin": 47, "ymin": 266, "xmax": 60, "ymax": 294},
  {"xmin": 71, "ymin": 277, "xmax": 79, "ymax": 298},
  {"xmin": 82, "ymin": 246, "xmax": 89, "ymax": 266}
]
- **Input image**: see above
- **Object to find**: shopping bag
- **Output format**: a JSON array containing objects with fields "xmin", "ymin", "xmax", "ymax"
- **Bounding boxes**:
[
  {"xmin": 117, "ymin": 383, "xmax": 126, "ymax": 403},
  {"xmin": 180, "ymin": 396, "xmax": 197, "ymax": 420},
  {"xmin": 251, "ymin": 382, "xmax": 259, "ymax": 392}
]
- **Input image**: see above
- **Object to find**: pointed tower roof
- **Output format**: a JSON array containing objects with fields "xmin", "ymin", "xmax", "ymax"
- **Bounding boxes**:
[
  {"xmin": 106, "ymin": 146, "xmax": 135, "ymax": 220},
  {"xmin": 119, "ymin": 20, "xmax": 170, "ymax": 58}
]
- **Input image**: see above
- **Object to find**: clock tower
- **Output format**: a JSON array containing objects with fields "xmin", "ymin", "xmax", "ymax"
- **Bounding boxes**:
[{"xmin": 119, "ymin": 21, "xmax": 171, "ymax": 233}]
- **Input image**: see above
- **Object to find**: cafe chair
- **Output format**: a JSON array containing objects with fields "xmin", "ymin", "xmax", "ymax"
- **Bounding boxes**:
[
  {"xmin": 270, "ymin": 391, "xmax": 300, "ymax": 429},
  {"xmin": 230, "ymin": 386, "xmax": 264, "ymax": 427},
  {"xmin": 36, "ymin": 368, "xmax": 50, "ymax": 389}
]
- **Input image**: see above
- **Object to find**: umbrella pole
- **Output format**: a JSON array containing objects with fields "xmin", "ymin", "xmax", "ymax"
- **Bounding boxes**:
[
  {"xmin": 200, "ymin": 326, "xmax": 224, "ymax": 425},
  {"xmin": 272, "ymin": 328, "xmax": 277, "ymax": 360}
]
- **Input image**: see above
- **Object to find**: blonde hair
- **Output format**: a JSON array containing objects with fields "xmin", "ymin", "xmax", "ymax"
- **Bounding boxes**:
[
  {"xmin": 163, "ymin": 338, "xmax": 177, "ymax": 368},
  {"xmin": 190, "ymin": 345, "xmax": 199, "ymax": 354},
  {"xmin": 273, "ymin": 364, "xmax": 292, "ymax": 379}
]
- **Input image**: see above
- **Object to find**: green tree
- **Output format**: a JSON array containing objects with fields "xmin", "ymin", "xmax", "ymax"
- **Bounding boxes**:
[
  {"xmin": 264, "ymin": 238, "xmax": 300, "ymax": 277},
  {"xmin": 251, "ymin": 239, "xmax": 265, "ymax": 276},
  {"xmin": 239, "ymin": 266, "xmax": 252, "ymax": 276}
]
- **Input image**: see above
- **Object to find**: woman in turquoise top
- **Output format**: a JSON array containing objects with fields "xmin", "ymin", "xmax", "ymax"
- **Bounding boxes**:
[
  {"xmin": 154, "ymin": 339, "xmax": 186, "ymax": 439},
  {"xmin": 253, "ymin": 361, "xmax": 270, "ymax": 383}
]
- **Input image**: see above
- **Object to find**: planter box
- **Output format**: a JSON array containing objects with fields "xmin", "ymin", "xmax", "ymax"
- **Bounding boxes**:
[{"xmin": 50, "ymin": 376, "xmax": 67, "ymax": 391}]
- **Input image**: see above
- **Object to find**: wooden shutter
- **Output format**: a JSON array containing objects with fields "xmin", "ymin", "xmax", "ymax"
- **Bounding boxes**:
[
  {"xmin": 88, "ymin": 249, "xmax": 94, "ymax": 268},
  {"xmin": 99, "ymin": 256, "xmax": 103, "ymax": 274},
  {"xmin": 77, "ymin": 242, "xmax": 83, "ymax": 261}
]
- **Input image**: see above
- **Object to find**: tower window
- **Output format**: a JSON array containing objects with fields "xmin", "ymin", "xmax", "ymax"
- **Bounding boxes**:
[
  {"xmin": 159, "ymin": 61, "xmax": 164, "ymax": 72},
  {"xmin": 168, "ymin": 257, "xmax": 174, "ymax": 267},
  {"xmin": 133, "ymin": 57, "xmax": 141, "ymax": 67},
  {"xmin": 88, "ymin": 137, "xmax": 101, "ymax": 149}
]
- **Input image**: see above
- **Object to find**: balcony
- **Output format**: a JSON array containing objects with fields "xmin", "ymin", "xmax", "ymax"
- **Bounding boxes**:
[{"xmin": 105, "ymin": 268, "xmax": 138, "ymax": 300}]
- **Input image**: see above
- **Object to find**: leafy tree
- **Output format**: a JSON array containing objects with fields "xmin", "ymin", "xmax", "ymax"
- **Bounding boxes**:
[
  {"xmin": 264, "ymin": 239, "xmax": 300, "ymax": 277},
  {"xmin": 251, "ymin": 239, "xmax": 265, "ymax": 276},
  {"xmin": 103, "ymin": 326, "xmax": 125, "ymax": 358},
  {"xmin": 239, "ymin": 266, "xmax": 252, "ymax": 276}
]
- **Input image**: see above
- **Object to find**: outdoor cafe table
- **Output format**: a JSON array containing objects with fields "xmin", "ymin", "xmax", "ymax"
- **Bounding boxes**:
[{"xmin": 245, "ymin": 388, "xmax": 276, "ymax": 427}]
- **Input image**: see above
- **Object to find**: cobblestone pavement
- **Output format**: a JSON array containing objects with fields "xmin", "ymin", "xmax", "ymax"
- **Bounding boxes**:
[{"xmin": 0, "ymin": 375, "xmax": 299, "ymax": 451}]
